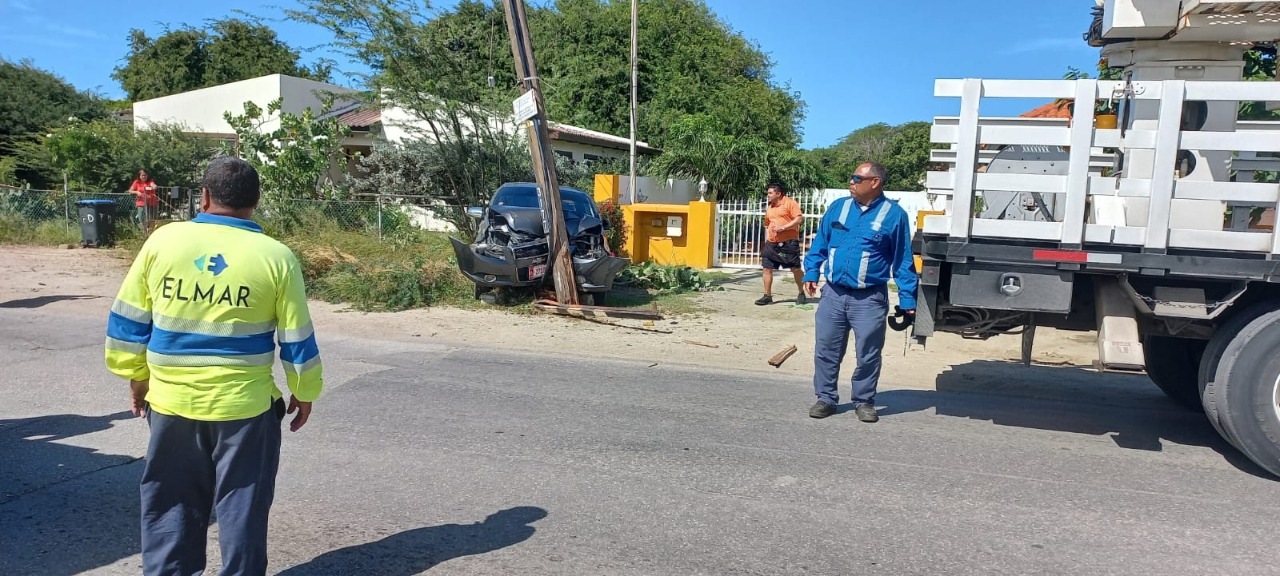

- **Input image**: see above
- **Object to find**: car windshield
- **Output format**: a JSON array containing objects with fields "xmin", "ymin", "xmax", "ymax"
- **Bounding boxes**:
[{"xmin": 492, "ymin": 185, "xmax": 599, "ymax": 219}]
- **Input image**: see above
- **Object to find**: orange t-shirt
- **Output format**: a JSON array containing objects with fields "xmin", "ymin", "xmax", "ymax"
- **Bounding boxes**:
[
  {"xmin": 765, "ymin": 196, "xmax": 802, "ymax": 242},
  {"xmin": 130, "ymin": 179, "xmax": 159, "ymax": 207}
]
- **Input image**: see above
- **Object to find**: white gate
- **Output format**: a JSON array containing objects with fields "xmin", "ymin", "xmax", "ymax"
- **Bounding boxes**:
[
  {"xmin": 713, "ymin": 190, "xmax": 933, "ymax": 268},
  {"xmin": 713, "ymin": 190, "xmax": 829, "ymax": 268}
]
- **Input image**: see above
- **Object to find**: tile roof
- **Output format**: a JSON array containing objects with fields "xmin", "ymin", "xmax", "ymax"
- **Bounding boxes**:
[
  {"xmin": 1021, "ymin": 101, "xmax": 1073, "ymax": 119},
  {"xmin": 338, "ymin": 108, "xmax": 381, "ymax": 128}
]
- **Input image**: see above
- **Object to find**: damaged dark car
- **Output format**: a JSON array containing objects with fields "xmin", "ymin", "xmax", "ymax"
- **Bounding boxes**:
[{"xmin": 450, "ymin": 182, "xmax": 630, "ymax": 305}]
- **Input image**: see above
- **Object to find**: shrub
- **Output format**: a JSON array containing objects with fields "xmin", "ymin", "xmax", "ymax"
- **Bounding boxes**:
[
  {"xmin": 616, "ymin": 261, "xmax": 722, "ymax": 294},
  {"xmin": 598, "ymin": 199, "xmax": 628, "ymax": 255}
]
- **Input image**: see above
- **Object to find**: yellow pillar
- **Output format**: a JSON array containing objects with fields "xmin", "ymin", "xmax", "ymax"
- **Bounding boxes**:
[
  {"xmin": 594, "ymin": 174, "xmax": 620, "ymax": 205},
  {"xmin": 622, "ymin": 204, "xmax": 641, "ymax": 261},
  {"xmin": 685, "ymin": 200, "xmax": 716, "ymax": 269}
]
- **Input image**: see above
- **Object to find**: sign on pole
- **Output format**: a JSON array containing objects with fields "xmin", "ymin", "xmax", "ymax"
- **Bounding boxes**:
[{"xmin": 513, "ymin": 91, "xmax": 538, "ymax": 123}]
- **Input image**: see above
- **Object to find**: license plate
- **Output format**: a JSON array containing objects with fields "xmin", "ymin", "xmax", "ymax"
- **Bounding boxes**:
[{"xmin": 529, "ymin": 264, "xmax": 546, "ymax": 279}]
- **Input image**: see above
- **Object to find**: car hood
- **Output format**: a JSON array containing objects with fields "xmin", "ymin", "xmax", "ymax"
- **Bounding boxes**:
[{"xmin": 491, "ymin": 206, "xmax": 603, "ymax": 237}]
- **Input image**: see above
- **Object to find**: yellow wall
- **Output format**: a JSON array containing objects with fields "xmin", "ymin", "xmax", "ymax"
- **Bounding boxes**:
[
  {"xmin": 593, "ymin": 173, "xmax": 716, "ymax": 269},
  {"xmin": 621, "ymin": 202, "xmax": 716, "ymax": 269},
  {"xmin": 594, "ymin": 174, "xmax": 620, "ymax": 204}
]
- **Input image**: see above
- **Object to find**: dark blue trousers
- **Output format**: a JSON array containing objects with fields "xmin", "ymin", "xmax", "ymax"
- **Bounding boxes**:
[
  {"xmin": 813, "ymin": 283, "xmax": 890, "ymax": 407},
  {"xmin": 141, "ymin": 400, "xmax": 283, "ymax": 576}
]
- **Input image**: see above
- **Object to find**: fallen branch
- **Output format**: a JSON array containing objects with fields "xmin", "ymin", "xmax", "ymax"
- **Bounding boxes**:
[
  {"xmin": 575, "ymin": 315, "xmax": 674, "ymax": 334},
  {"xmin": 682, "ymin": 340, "xmax": 719, "ymax": 349},
  {"xmin": 768, "ymin": 344, "xmax": 798, "ymax": 368},
  {"xmin": 532, "ymin": 298, "xmax": 663, "ymax": 321}
]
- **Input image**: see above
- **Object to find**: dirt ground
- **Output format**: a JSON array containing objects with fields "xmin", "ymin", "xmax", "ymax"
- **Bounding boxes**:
[{"xmin": 1, "ymin": 245, "xmax": 1116, "ymax": 394}]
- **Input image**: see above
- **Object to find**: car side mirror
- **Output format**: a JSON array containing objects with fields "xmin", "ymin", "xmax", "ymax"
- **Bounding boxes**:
[{"xmin": 465, "ymin": 207, "xmax": 484, "ymax": 219}]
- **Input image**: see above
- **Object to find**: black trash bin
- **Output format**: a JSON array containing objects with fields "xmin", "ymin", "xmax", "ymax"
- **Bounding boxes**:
[{"xmin": 76, "ymin": 199, "xmax": 117, "ymax": 248}]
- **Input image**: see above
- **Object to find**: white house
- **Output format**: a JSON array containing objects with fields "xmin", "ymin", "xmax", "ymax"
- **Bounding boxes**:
[
  {"xmin": 134, "ymin": 73, "xmax": 657, "ymax": 167},
  {"xmin": 133, "ymin": 74, "xmax": 359, "ymax": 137}
]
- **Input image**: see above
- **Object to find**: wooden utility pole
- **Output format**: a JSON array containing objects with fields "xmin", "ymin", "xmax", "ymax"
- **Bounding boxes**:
[
  {"xmin": 629, "ymin": 0, "xmax": 638, "ymax": 205},
  {"xmin": 502, "ymin": 0, "xmax": 578, "ymax": 304}
]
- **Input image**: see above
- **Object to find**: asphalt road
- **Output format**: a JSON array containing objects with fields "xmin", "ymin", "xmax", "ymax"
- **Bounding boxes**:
[{"xmin": 2, "ymin": 301, "xmax": 1278, "ymax": 575}]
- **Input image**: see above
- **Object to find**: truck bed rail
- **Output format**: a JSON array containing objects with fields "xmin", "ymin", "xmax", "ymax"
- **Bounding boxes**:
[{"xmin": 928, "ymin": 78, "xmax": 1280, "ymax": 256}]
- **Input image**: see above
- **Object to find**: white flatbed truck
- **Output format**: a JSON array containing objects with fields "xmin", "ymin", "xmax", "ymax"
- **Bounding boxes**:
[{"xmin": 915, "ymin": 0, "xmax": 1280, "ymax": 476}]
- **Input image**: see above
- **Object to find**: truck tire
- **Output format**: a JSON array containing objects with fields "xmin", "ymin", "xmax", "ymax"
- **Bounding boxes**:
[
  {"xmin": 1212, "ymin": 308, "xmax": 1280, "ymax": 478},
  {"xmin": 1198, "ymin": 299, "xmax": 1280, "ymax": 448},
  {"xmin": 1198, "ymin": 301, "xmax": 1280, "ymax": 447},
  {"xmin": 1142, "ymin": 336, "xmax": 1206, "ymax": 411}
]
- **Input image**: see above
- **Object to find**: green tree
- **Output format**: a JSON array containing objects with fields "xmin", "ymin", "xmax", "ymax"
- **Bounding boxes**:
[
  {"xmin": 1239, "ymin": 48, "xmax": 1279, "ymax": 120},
  {"xmin": 530, "ymin": 0, "xmax": 803, "ymax": 148},
  {"xmin": 349, "ymin": 136, "xmax": 532, "ymax": 237},
  {"xmin": 113, "ymin": 19, "xmax": 332, "ymax": 102},
  {"xmin": 805, "ymin": 121, "xmax": 936, "ymax": 191},
  {"xmin": 649, "ymin": 115, "xmax": 822, "ymax": 199},
  {"xmin": 222, "ymin": 98, "xmax": 351, "ymax": 202},
  {"xmin": 287, "ymin": 0, "xmax": 532, "ymax": 217},
  {"xmin": 41, "ymin": 119, "xmax": 216, "ymax": 193},
  {"xmin": 0, "ymin": 59, "xmax": 108, "ymax": 187},
  {"xmin": 291, "ymin": 0, "xmax": 803, "ymax": 149}
]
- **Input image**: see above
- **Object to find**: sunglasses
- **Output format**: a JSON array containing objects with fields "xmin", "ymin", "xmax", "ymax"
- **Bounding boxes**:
[{"xmin": 850, "ymin": 174, "xmax": 878, "ymax": 184}]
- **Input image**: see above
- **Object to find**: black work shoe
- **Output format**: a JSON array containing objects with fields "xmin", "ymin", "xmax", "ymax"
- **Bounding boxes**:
[
  {"xmin": 809, "ymin": 401, "xmax": 836, "ymax": 419},
  {"xmin": 854, "ymin": 404, "xmax": 879, "ymax": 423},
  {"xmin": 797, "ymin": 291, "xmax": 808, "ymax": 305},
  {"xmin": 755, "ymin": 294, "xmax": 773, "ymax": 306}
]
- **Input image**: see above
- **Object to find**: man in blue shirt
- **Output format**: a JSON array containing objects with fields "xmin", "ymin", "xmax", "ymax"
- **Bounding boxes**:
[{"xmin": 801, "ymin": 162, "xmax": 918, "ymax": 422}]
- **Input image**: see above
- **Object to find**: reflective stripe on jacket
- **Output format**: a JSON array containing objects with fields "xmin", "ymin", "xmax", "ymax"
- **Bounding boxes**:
[{"xmin": 105, "ymin": 213, "xmax": 322, "ymax": 421}]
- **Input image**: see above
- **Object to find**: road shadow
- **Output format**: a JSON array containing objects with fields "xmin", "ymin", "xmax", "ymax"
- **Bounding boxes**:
[
  {"xmin": 865, "ymin": 360, "xmax": 1273, "ymax": 479},
  {"xmin": 0, "ymin": 412, "xmax": 143, "ymax": 575},
  {"xmin": 0, "ymin": 294, "xmax": 104, "ymax": 309},
  {"xmin": 276, "ymin": 506, "xmax": 548, "ymax": 575}
]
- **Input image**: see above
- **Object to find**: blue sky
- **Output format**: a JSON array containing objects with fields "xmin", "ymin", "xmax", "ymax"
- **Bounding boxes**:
[{"xmin": 0, "ymin": 0, "xmax": 1102, "ymax": 149}]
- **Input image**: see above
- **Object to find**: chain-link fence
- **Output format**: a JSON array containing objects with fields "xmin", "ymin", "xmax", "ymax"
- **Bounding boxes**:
[
  {"xmin": 1, "ymin": 186, "xmax": 200, "ymax": 232},
  {"xmin": 1, "ymin": 185, "xmax": 467, "ymax": 245}
]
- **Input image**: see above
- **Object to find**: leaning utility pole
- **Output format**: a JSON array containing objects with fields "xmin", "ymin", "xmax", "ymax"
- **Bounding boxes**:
[
  {"xmin": 502, "ymin": 0, "xmax": 577, "ymax": 304},
  {"xmin": 628, "ymin": 0, "xmax": 639, "ymax": 205}
]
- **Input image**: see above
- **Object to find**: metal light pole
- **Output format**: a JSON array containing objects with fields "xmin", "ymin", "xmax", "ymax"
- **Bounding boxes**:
[{"xmin": 628, "ymin": 0, "xmax": 639, "ymax": 205}]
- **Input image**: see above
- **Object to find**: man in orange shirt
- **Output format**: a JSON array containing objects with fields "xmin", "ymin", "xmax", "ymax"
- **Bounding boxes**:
[{"xmin": 757, "ymin": 182, "xmax": 807, "ymax": 305}]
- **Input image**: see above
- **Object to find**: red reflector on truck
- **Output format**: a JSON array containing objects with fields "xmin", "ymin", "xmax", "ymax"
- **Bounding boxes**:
[{"xmin": 1032, "ymin": 249, "xmax": 1088, "ymax": 263}]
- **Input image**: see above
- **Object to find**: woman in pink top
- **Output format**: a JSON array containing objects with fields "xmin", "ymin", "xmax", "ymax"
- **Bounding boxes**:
[{"xmin": 128, "ymin": 169, "xmax": 159, "ymax": 232}]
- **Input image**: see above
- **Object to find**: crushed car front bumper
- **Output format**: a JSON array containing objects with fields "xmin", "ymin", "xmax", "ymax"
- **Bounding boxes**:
[{"xmin": 450, "ymin": 237, "xmax": 630, "ymax": 292}]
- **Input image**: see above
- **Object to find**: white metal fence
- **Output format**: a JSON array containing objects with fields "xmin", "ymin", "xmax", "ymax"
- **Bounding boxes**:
[
  {"xmin": 713, "ymin": 191, "xmax": 829, "ymax": 268},
  {"xmin": 713, "ymin": 189, "xmax": 934, "ymax": 268}
]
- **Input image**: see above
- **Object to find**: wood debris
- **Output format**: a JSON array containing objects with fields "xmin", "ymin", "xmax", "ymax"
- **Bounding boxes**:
[{"xmin": 768, "ymin": 344, "xmax": 798, "ymax": 368}]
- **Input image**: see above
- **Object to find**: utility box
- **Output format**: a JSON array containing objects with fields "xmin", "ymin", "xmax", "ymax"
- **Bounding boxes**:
[
  {"xmin": 1102, "ymin": 0, "xmax": 1180, "ymax": 40},
  {"xmin": 666, "ymin": 216, "xmax": 684, "ymax": 237}
]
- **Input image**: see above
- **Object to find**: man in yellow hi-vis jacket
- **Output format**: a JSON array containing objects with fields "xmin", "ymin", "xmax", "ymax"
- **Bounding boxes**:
[{"xmin": 105, "ymin": 156, "xmax": 322, "ymax": 576}]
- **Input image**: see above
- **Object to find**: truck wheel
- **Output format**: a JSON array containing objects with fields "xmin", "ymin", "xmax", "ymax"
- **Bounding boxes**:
[
  {"xmin": 1198, "ymin": 302, "xmax": 1280, "ymax": 447},
  {"xmin": 1142, "ymin": 336, "xmax": 1206, "ymax": 411},
  {"xmin": 1212, "ymin": 309, "xmax": 1280, "ymax": 478}
]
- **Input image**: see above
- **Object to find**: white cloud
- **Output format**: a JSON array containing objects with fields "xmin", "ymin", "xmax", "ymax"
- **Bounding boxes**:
[
  {"xmin": 0, "ymin": 33, "xmax": 79, "ymax": 49},
  {"xmin": 44, "ymin": 23, "xmax": 106, "ymax": 40},
  {"xmin": 9, "ymin": 0, "xmax": 35, "ymax": 12}
]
